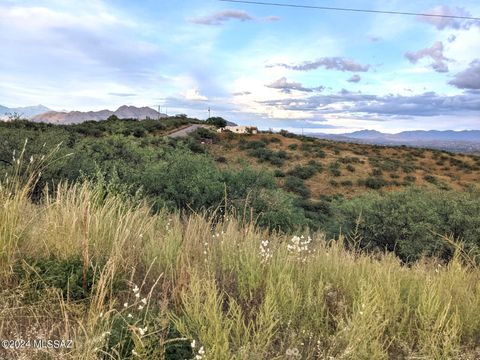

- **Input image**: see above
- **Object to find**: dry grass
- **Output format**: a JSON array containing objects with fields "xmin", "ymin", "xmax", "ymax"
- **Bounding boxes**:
[
  {"xmin": 0, "ymin": 166, "xmax": 480, "ymax": 359},
  {"xmin": 210, "ymin": 133, "xmax": 480, "ymax": 199}
]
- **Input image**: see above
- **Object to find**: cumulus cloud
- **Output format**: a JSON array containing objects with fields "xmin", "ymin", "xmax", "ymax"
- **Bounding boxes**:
[
  {"xmin": 232, "ymin": 91, "xmax": 252, "ymax": 96},
  {"xmin": 259, "ymin": 90, "xmax": 480, "ymax": 118},
  {"xmin": 265, "ymin": 77, "xmax": 324, "ymax": 93},
  {"xmin": 184, "ymin": 88, "xmax": 208, "ymax": 101},
  {"xmin": 268, "ymin": 57, "xmax": 370, "ymax": 72},
  {"xmin": 417, "ymin": 6, "xmax": 479, "ymax": 30},
  {"xmin": 190, "ymin": 10, "xmax": 278, "ymax": 25},
  {"xmin": 449, "ymin": 60, "xmax": 480, "ymax": 89},
  {"xmin": 405, "ymin": 41, "xmax": 451, "ymax": 73},
  {"xmin": 347, "ymin": 74, "xmax": 361, "ymax": 83}
]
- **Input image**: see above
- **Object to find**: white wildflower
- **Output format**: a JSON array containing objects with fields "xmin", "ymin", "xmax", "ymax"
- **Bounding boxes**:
[
  {"xmin": 124, "ymin": 302, "xmax": 128, "ymax": 308},
  {"xmin": 259, "ymin": 239, "xmax": 273, "ymax": 264}
]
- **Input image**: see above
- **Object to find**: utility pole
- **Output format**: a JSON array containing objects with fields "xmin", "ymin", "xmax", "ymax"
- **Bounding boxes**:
[{"xmin": 157, "ymin": 105, "xmax": 161, "ymax": 120}]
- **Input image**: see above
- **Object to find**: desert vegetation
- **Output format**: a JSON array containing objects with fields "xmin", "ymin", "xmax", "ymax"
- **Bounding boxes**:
[{"xmin": 1, "ymin": 118, "xmax": 480, "ymax": 359}]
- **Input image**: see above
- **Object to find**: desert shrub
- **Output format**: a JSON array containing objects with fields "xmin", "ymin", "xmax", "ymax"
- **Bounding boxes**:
[
  {"xmin": 287, "ymin": 162, "xmax": 321, "ymax": 180},
  {"xmin": 300, "ymin": 143, "xmax": 312, "ymax": 152},
  {"xmin": 389, "ymin": 173, "xmax": 400, "ymax": 179},
  {"xmin": 251, "ymin": 189, "xmax": 307, "ymax": 232},
  {"xmin": 401, "ymin": 163, "xmax": 416, "ymax": 173},
  {"xmin": 404, "ymin": 175, "xmax": 416, "ymax": 183},
  {"xmin": 423, "ymin": 175, "xmax": 438, "ymax": 184},
  {"xmin": 363, "ymin": 177, "xmax": 387, "ymax": 189},
  {"xmin": 189, "ymin": 127, "xmax": 219, "ymax": 142},
  {"xmin": 325, "ymin": 187, "xmax": 480, "ymax": 262},
  {"xmin": 239, "ymin": 140, "xmax": 267, "ymax": 150},
  {"xmin": 412, "ymin": 149, "xmax": 426, "ymax": 158},
  {"xmin": 143, "ymin": 149, "xmax": 225, "ymax": 211},
  {"xmin": 279, "ymin": 129, "xmax": 296, "ymax": 138},
  {"xmin": 329, "ymin": 180, "xmax": 339, "ymax": 187},
  {"xmin": 329, "ymin": 161, "xmax": 341, "ymax": 177},
  {"xmin": 371, "ymin": 168, "xmax": 383, "ymax": 176},
  {"xmin": 247, "ymin": 148, "xmax": 288, "ymax": 166},
  {"xmin": 283, "ymin": 176, "xmax": 311, "ymax": 198},
  {"xmin": 340, "ymin": 180, "xmax": 353, "ymax": 187},
  {"xmin": 339, "ymin": 156, "xmax": 361, "ymax": 164},
  {"xmin": 346, "ymin": 164, "xmax": 356, "ymax": 173},
  {"xmin": 314, "ymin": 149, "xmax": 327, "ymax": 158},
  {"xmin": 269, "ymin": 137, "xmax": 281, "ymax": 143},
  {"xmin": 216, "ymin": 156, "xmax": 227, "ymax": 163},
  {"xmin": 274, "ymin": 169, "xmax": 285, "ymax": 177},
  {"xmin": 14, "ymin": 257, "xmax": 100, "ymax": 301},
  {"xmin": 288, "ymin": 144, "xmax": 298, "ymax": 150},
  {"xmin": 296, "ymin": 198, "xmax": 332, "ymax": 230}
]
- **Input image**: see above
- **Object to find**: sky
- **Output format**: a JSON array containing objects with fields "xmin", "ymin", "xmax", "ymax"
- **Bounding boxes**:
[{"xmin": 0, "ymin": 0, "xmax": 479, "ymax": 133}]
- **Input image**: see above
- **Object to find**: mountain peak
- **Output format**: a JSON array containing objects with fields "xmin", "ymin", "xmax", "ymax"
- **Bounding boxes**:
[{"xmin": 31, "ymin": 105, "xmax": 166, "ymax": 124}]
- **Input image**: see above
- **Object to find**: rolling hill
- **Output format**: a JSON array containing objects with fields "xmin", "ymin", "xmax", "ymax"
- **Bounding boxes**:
[{"xmin": 207, "ymin": 130, "xmax": 480, "ymax": 200}]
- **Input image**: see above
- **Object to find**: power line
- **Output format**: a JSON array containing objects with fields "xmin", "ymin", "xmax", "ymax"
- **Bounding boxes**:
[{"xmin": 219, "ymin": 0, "xmax": 480, "ymax": 21}]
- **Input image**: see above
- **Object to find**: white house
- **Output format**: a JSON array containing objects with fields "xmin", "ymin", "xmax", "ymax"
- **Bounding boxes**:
[{"xmin": 217, "ymin": 126, "xmax": 258, "ymax": 134}]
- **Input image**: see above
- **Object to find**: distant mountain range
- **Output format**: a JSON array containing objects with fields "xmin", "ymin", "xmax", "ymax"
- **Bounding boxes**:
[
  {"xmin": 31, "ymin": 105, "xmax": 166, "ymax": 124},
  {"xmin": 313, "ymin": 130, "xmax": 480, "ymax": 153},
  {"xmin": 0, "ymin": 104, "xmax": 51, "ymax": 119}
]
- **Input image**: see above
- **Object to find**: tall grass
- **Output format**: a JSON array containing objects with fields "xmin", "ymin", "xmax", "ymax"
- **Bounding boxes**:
[{"xmin": 0, "ymin": 168, "xmax": 479, "ymax": 359}]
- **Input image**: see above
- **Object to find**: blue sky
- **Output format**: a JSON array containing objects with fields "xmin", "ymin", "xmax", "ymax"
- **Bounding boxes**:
[{"xmin": 0, "ymin": 0, "xmax": 479, "ymax": 133}]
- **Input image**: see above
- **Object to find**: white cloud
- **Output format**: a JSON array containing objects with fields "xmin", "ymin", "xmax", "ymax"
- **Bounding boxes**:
[{"xmin": 184, "ymin": 89, "xmax": 208, "ymax": 101}]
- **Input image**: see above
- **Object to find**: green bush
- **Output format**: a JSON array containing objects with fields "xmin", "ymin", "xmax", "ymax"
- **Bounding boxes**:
[
  {"xmin": 404, "ymin": 175, "xmax": 416, "ymax": 183},
  {"xmin": 283, "ymin": 176, "xmax": 311, "ymax": 198},
  {"xmin": 363, "ymin": 177, "xmax": 387, "ymax": 189},
  {"xmin": 143, "ymin": 149, "xmax": 225, "ymax": 211},
  {"xmin": 14, "ymin": 257, "xmax": 99, "ymax": 301},
  {"xmin": 329, "ymin": 161, "xmax": 341, "ymax": 177},
  {"xmin": 423, "ymin": 174, "xmax": 438, "ymax": 184},
  {"xmin": 325, "ymin": 187, "xmax": 480, "ymax": 262},
  {"xmin": 286, "ymin": 163, "xmax": 321, "ymax": 179},
  {"xmin": 205, "ymin": 117, "xmax": 227, "ymax": 128},
  {"xmin": 239, "ymin": 140, "xmax": 267, "ymax": 150},
  {"xmin": 252, "ymin": 189, "xmax": 307, "ymax": 232}
]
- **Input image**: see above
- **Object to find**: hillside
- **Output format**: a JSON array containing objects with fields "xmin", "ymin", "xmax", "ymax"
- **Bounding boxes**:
[
  {"xmin": 207, "ymin": 130, "xmax": 480, "ymax": 199},
  {"xmin": 0, "ymin": 118, "xmax": 480, "ymax": 359},
  {"xmin": 1, "ymin": 117, "xmax": 479, "ymax": 259}
]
